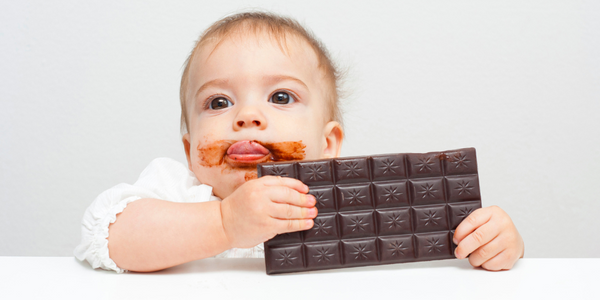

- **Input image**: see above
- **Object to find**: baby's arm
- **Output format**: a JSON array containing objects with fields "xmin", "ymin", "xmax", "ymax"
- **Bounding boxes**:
[
  {"xmin": 452, "ymin": 206, "xmax": 524, "ymax": 271},
  {"xmin": 108, "ymin": 199, "xmax": 228, "ymax": 272},
  {"xmin": 108, "ymin": 176, "xmax": 316, "ymax": 272}
]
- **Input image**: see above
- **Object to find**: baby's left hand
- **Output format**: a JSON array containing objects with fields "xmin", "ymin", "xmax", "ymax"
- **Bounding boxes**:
[{"xmin": 453, "ymin": 205, "xmax": 524, "ymax": 271}]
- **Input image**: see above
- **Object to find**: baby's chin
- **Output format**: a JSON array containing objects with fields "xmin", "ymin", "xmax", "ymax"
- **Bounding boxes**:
[{"xmin": 206, "ymin": 168, "xmax": 258, "ymax": 200}]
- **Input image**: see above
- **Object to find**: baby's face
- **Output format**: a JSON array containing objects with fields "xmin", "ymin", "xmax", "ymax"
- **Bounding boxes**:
[{"xmin": 183, "ymin": 32, "xmax": 342, "ymax": 199}]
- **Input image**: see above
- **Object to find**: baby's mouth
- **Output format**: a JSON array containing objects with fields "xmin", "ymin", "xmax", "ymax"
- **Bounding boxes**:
[
  {"xmin": 225, "ymin": 140, "xmax": 271, "ymax": 166},
  {"xmin": 196, "ymin": 139, "xmax": 306, "ymax": 169}
]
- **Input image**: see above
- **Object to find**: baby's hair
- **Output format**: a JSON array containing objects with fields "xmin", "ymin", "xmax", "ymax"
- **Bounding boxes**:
[{"xmin": 179, "ymin": 10, "xmax": 345, "ymax": 134}]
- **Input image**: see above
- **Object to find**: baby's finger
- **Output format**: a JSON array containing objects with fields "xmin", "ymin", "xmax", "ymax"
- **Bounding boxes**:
[
  {"xmin": 453, "ymin": 207, "xmax": 493, "ymax": 244},
  {"xmin": 270, "ymin": 202, "xmax": 318, "ymax": 220},
  {"xmin": 480, "ymin": 249, "xmax": 514, "ymax": 271},
  {"xmin": 268, "ymin": 186, "xmax": 316, "ymax": 208},
  {"xmin": 467, "ymin": 235, "xmax": 504, "ymax": 267},
  {"xmin": 455, "ymin": 221, "xmax": 500, "ymax": 259},
  {"xmin": 276, "ymin": 218, "xmax": 314, "ymax": 234},
  {"xmin": 261, "ymin": 175, "xmax": 308, "ymax": 193}
]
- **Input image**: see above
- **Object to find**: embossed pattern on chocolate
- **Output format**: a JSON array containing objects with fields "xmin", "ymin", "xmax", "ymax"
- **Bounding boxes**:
[{"xmin": 258, "ymin": 148, "xmax": 482, "ymax": 274}]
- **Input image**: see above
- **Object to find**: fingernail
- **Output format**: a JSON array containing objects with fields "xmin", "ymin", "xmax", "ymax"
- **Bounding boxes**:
[
  {"xmin": 305, "ymin": 219, "xmax": 313, "ymax": 228},
  {"xmin": 311, "ymin": 207, "xmax": 319, "ymax": 217},
  {"xmin": 309, "ymin": 195, "xmax": 317, "ymax": 206},
  {"xmin": 453, "ymin": 237, "xmax": 458, "ymax": 245},
  {"xmin": 454, "ymin": 249, "xmax": 462, "ymax": 259}
]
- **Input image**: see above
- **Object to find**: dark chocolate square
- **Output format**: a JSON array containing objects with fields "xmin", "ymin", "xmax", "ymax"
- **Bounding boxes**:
[
  {"xmin": 446, "ymin": 175, "xmax": 481, "ymax": 202},
  {"xmin": 376, "ymin": 208, "xmax": 412, "ymax": 236},
  {"xmin": 266, "ymin": 244, "xmax": 305, "ymax": 273},
  {"xmin": 407, "ymin": 152, "xmax": 443, "ymax": 178},
  {"xmin": 342, "ymin": 238, "xmax": 378, "ymax": 266},
  {"xmin": 379, "ymin": 235, "xmax": 415, "ymax": 262},
  {"xmin": 334, "ymin": 157, "xmax": 370, "ymax": 183},
  {"xmin": 443, "ymin": 148, "xmax": 478, "ymax": 176},
  {"xmin": 298, "ymin": 160, "xmax": 333, "ymax": 186},
  {"xmin": 413, "ymin": 205, "xmax": 449, "ymax": 233},
  {"xmin": 336, "ymin": 184, "xmax": 373, "ymax": 211},
  {"xmin": 257, "ymin": 162, "xmax": 296, "ymax": 178},
  {"xmin": 371, "ymin": 154, "xmax": 407, "ymax": 180},
  {"xmin": 415, "ymin": 232, "xmax": 453, "ymax": 259},
  {"xmin": 373, "ymin": 180, "xmax": 410, "ymax": 208},
  {"xmin": 339, "ymin": 211, "xmax": 376, "ymax": 239},
  {"xmin": 410, "ymin": 178, "xmax": 446, "ymax": 205},
  {"xmin": 305, "ymin": 241, "xmax": 342, "ymax": 269}
]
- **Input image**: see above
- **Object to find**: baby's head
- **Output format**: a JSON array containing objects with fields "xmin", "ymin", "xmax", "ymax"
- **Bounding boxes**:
[{"xmin": 180, "ymin": 11, "xmax": 345, "ymax": 199}]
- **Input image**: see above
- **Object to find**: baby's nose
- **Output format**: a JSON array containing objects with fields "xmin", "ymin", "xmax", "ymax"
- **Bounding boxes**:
[
  {"xmin": 233, "ymin": 108, "xmax": 267, "ymax": 131},
  {"xmin": 237, "ymin": 120, "xmax": 261, "ymax": 127}
]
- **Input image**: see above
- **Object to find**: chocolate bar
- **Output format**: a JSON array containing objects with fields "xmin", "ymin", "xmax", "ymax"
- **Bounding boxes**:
[{"xmin": 258, "ymin": 148, "xmax": 482, "ymax": 274}]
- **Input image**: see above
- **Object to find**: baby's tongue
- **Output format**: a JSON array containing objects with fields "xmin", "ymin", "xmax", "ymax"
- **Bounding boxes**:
[{"xmin": 227, "ymin": 140, "xmax": 270, "ymax": 161}]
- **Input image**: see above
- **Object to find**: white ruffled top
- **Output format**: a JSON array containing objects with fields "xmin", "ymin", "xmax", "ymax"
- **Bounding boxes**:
[{"xmin": 73, "ymin": 157, "xmax": 264, "ymax": 273}]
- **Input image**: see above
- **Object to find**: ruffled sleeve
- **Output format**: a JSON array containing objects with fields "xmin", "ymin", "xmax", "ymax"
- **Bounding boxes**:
[{"xmin": 73, "ymin": 157, "xmax": 214, "ymax": 273}]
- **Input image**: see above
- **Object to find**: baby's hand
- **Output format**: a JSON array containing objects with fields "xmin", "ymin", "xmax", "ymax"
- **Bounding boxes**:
[
  {"xmin": 220, "ymin": 176, "xmax": 316, "ymax": 249},
  {"xmin": 453, "ymin": 206, "xmax": 524, "ymax": 271}
]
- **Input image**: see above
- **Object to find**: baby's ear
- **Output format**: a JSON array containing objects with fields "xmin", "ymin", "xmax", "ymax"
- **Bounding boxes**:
[
  {"xmin": 182, "ymin": 133, "xmax": 193, "ymax": 171},
  {"xmin": 322, "ymin": 121, "xmax": 343, "ymax": 158}
]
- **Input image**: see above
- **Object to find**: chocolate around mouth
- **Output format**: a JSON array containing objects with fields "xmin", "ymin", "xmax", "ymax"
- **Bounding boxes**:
[{"xmin": 197, "ymin": 139, "xmax": 307, "ymax": 169}]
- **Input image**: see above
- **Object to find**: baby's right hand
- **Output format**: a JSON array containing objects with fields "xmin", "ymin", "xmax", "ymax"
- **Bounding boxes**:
[{"xmin": 219, "ymin": 176, "xmax": 317, "ymax": 249}]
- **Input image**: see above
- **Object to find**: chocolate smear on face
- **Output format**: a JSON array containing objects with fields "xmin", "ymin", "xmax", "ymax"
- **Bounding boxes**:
[
  {"xmin": 197, "ymin": 140, "xmax": 235, "ymax": 167},
  {"xmin": 262, "ymin": 141, "xmax": 306, "ymax": 161},
  {"xmin": 197, "ymin": 140, "xmax": 307, "ymax": 180},
  {"xmin": 244, "ymin": 171, "xmax": 258, "ymax": 181}
]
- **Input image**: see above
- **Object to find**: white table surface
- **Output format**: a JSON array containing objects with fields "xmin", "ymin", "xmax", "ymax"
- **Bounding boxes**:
[{"xmin": 1, "ymin": 257, "xmax": 598, "ymax": 299}]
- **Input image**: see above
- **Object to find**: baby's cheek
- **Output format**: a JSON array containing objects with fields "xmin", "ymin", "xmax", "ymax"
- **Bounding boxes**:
[
  {"xmin": 302, "ymin": 137, "xmax": 325, "ymax": 160},
  {"xmin": 191, "ymin": 165, "xmax": 209, "ymax": 184}
]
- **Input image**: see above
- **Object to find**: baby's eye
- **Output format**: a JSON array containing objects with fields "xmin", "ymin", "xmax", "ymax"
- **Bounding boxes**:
[
  {"xmin": 209, "ymin": 97, "xmax": 233, "ymax": 110},
  {"xmin": 269, "ymin": 91, "xmax": 295, "ymax": 105}
]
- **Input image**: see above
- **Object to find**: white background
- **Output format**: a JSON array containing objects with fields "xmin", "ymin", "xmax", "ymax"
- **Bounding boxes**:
[{"xmin": 1, "ymin": 0, "xmax": 598, "ymax": 258}]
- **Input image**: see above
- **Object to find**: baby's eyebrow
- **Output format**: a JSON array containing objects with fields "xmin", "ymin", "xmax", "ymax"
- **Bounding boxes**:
[
  {"xmin": 262, "ymin": 75, "xmax": 309, "ymax": 92},
  {"xmin": 195, "ymin": 78, "xmax": 229, "ymax": 99},
  {"xmin": 195, "ymin": 75, "xmax": 309, "ymax": 99}
]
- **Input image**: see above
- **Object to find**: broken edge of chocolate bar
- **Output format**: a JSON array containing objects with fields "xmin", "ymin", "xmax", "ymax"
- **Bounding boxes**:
[{"xmin": 258, "ymin": 148, "xmax": 482, "ymax": 275}]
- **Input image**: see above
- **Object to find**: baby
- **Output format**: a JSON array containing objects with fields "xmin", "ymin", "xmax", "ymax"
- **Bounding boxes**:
[{"xmin": 74, "ymin": 11, "xmax": 524, "ymax": 273}]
